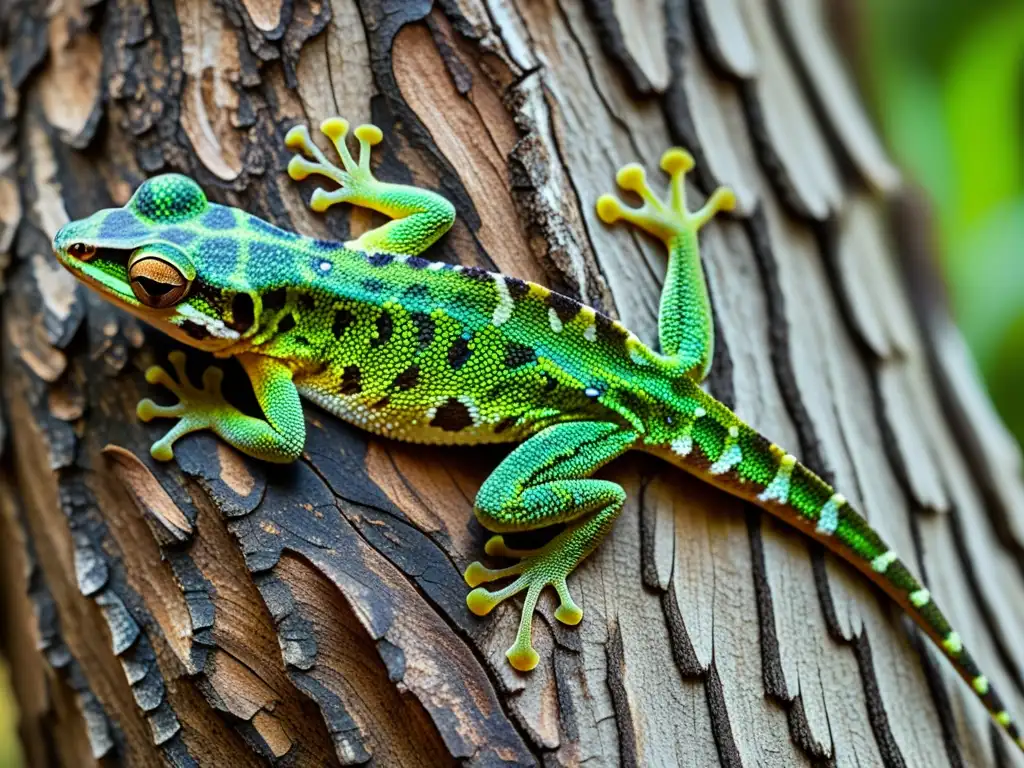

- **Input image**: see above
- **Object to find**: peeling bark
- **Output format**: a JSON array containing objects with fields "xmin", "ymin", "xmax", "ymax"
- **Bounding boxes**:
[{"xmin": 1, "ymin": 1, "xmax": 1023, "ymax": 766}]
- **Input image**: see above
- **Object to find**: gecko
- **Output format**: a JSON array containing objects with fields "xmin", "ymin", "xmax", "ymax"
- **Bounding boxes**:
[{"xmin": 53, "ymin": 116, "xmax": 1021, "ymax": 752}]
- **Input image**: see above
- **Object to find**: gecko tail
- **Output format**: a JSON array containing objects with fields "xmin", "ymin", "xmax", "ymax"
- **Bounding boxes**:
[
  {"xmin": 754, "ymin": 449, "xmax": 1024, "ymax": 752},
  {"xmin": 655, "ymin": 410, "xmax": 1024, "ymax": 752}
]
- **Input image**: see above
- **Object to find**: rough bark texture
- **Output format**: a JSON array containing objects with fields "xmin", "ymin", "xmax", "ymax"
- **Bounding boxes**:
[{"xmin": 1, "ymin": 1, "xmax": 1023, "ymax": 766}]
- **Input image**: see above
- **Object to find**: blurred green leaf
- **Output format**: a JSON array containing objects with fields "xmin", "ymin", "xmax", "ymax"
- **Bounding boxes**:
[{"xmin": 866, "ymin": 0, "xmax": 1024, "ymax": 447}]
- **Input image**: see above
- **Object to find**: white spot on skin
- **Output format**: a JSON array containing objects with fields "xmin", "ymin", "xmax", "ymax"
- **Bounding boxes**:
[
  {"xmin": 671, "ymin": 436, "xmax": 693, "ymax": 457},
  {"xmin": 428, "ymin": 261, "xmax": 446, "ymax": 271},
  {"xmin": 942, "ymin": 632, "xmax": 962, "ymax": 655},
  {"xmin": 583, "ymin": 323, "xmax": 597, "ymax": 342},
  {"xmin": 758, "ymin": 454, "xmax": 796, "ymax": 504},
  {"xmin": 584, "ymin": 387, "xmax": 601, "ymax": 398},
  {"xmin": 871, "ymin": 550, "xmax": 898, "ymax": 573},
  {"xmin": 816, "ymin": 493, "xmax": 845, "ymax": 536},
  {"xmin": 693, "ymin": 407, "xmax": 706, "ymax": 419},
  {"xmin": 175, "ymin": 304, "xmax": 240, "ymax": 340},
  {"xmin": 548, "ymin": 307, "xmax": 563, "ymax": 333},
  {"xmin": 492, "ymin": 275, "xmax": 514, "ymax": 327},
  {"xmin": 710, "ymin": 429, "xmax": 742, "ymax": 475},
  {"xmin": 318, "ymin": 260, "xmax": 332, "ymax": 272},
  {"xmin": 909, "ymin": 589, "xmax": 931, "ymax": 608},
  {"xmin": 973, "ymin": 676, "xmax": 989, "ymax": 695}
]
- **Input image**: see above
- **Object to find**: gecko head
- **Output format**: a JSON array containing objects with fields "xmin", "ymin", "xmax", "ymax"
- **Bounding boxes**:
[{"xmin": 53, "ymin": 175, "xmax": 259, "ymax": 353}]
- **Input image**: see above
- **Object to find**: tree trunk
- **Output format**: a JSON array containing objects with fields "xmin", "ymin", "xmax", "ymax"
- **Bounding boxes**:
[{"xmin": 2, "ymin": 0, "xmax": 1023, "ymax": 765}]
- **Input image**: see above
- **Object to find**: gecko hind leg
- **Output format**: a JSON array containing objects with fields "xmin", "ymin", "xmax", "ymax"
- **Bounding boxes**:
[
  {"xmin": 464, "ymin": 421, "xmax": 637, "ymax": 671},
  {"xmin": 596, "ymin": 149, "xmax": 735, "ymax": 379}
]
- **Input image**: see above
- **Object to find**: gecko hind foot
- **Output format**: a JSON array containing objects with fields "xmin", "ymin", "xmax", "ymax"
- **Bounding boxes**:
[
  {"xmin": 596, "ymin": 148, "xmax": 736, "ymax": 243},
  {"xmin": 136, "ymin": 350, "xmax": 231, "ymax": 461},
  {"xmin": 464, "ymin": 533, "xmax": 586, "ymax": 672},
  {"xmin": 285, "ymin": 117, "xmax": 384, "ymax": 212}
]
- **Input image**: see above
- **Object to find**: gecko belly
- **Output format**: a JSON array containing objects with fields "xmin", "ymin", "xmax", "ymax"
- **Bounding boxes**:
[{"xmin": 297, "ymin": 384, "xmax": 537, "ymax": 445}]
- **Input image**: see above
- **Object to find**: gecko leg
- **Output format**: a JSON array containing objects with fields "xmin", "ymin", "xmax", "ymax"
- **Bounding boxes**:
[
  {"xmin": 597, "ymin": 149, "xmax": 735, "ymax": 380},
  {"xmin": 464, "ymin": 421, "xmax": 638, "ymax": 671},
  {"xmin": 285, "ymin": 117, "xmax": 455, "ymax": 256},
  {"xmin": 137, "ymin": 351, "xmax": 304, "ymax": 463}
]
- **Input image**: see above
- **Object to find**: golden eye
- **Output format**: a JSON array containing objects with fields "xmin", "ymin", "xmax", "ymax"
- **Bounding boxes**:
[
  {"xmin": 128, "ymin": 257, "xmax": 190, "ymax": 308},
  {"xmin": 68, "ymin": 242, "xmax": 97, "ymax": 260}
]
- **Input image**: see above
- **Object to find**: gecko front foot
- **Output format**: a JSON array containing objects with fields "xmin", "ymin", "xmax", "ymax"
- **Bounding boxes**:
[
  {"xmin": 596, "ymin": 148, "xmax": 736, "ymax": 243},
  {"xmin": 285, "ymin": 117, "xmax": 385, "ymax": 212},
  {"xmin": 464, "ymin": 533, "xmax": 587, "ymax": 671},
  {"xmin": 136, "ymin": 351, "xmax": 232, "ymax": 461}
]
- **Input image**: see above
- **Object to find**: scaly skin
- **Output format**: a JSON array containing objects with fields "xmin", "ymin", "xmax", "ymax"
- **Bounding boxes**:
[{"xmin": 52, "ymin": 117, "xmax": 1022, "ymax": 752}]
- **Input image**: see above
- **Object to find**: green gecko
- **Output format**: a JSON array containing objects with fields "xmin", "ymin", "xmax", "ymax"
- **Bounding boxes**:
[{"xmin": 53, "ymin": 116, "xmax": 1021, "ymax": 752}]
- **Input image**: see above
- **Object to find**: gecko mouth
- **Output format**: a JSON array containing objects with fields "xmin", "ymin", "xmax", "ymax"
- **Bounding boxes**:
[{"xmin": 64, "ymin": 247, "xmax": 140, "ymax": 304}]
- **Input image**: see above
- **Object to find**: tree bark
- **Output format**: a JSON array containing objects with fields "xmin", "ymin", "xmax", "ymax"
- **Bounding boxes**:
[{"xmin": 2, "ymin": 0, "xmax": 1023, "ymax": 765}]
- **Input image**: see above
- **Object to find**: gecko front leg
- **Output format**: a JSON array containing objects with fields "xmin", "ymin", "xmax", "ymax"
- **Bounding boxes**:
[
  {"xmin": 285, "ymin": 117, "xmax": 455, "ymax": 256},
  {"xmin": 137, "ymin": 351, "xmax": 304, "ymax": 463}
]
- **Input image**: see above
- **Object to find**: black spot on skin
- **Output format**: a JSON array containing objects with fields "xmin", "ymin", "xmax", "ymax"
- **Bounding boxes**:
[
  {"xmin": 541, "ymin": 372, "xmax": 558, "ymax": 393},
  {"xmin": 368, "ymin": 253, "xmax": 394, "ymax": 267},
  {"xmin": 332, "ymin": 308, "xmax": 354, "ymax": 338},
  {"xmin": 504, "ymin": 342, "xmax": 536, "ymax": 368},
  {"xmin": 448, "ymin": 335, "xmax": 472, "ymax": 369},
  {"xmin": 340, "ymin": 365, "xmax": 361, "ymax": 394},
  {"xmin": 362, "ymin": 278, "xmax": 384, "ymax": 294},
  {"xmin": 594, "ymin": 312, "xmax": 628, "ymax": 348},
  {"xmin": 411, "ymin": 312, "xmax": 435, "ymax": 347},
  {"xmin": 313, "ymin": 238, "xmax": 339, "ymax": 250},
  {"xmin": 504, "ymin": 277, "xmax": 529, "ymax": 299},
  {"xmin": 294, "ymin": 335, "xmax": 311, "ymax": 346},
  {"xmin": 278, "ymin": 313, "xmax": 296, "ymax": 333},
  {"xmin": 494, "ymin": 416, "xmax": 518, "ymax": 434},
  {"xmin": 298, "ymin": 294, "xmax": 316, "ymax": 312},
  {"xmin": 371, "ymin": 312, "xmax": 393, "ymax": 347},
  {"xmin": 407, "ymin": 256, "xmax": 429, "ymax": 269},
  {"xmin": 548, "ymin": 292, "xmax": 582, "ymax": 324},
  {"xmin": 372, "ymin": 397, "xmax": 391, "ymax": 409},
  {"xmin": 263, "ymin": 287, "xmax": 287, "ymax": 311},
  {"xmin": 461, "ymin": 266, "xmax": 490, "ymax": 281},
  {"xmin": 98, "ymin": 209, "xmax": 148, "ymax": 240},
  {"xmin": 229, "ymin": 293, "xmax": 255, "ymax": 333},
  {"xmin": 393, "ymin": 365, "xmax": 420, "ymax": 390},
  {"xmin": 431, "ymin": 398, "xmax": 473, "ymax": 432},
  {"xmin": 181, "ymin": 320, "xmax": 210, "ymax": 340},
  {"xmin": 202, "ymin": 207, "xmax": 235, "ymax": 230}
]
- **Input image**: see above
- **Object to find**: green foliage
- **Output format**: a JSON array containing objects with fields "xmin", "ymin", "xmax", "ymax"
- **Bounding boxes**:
[
  {"xmin": 865, "ymin": 0, "xmax": 1024, "ymax": 445},
  {"xmin": 0, "ymin": 663, "xmax": 20, "ymax": 768}
]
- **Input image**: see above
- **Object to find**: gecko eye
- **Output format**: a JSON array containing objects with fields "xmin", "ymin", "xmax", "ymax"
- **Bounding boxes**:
[
  {"xmin": 128, "ymin": 256, "xmax": 190, "ymax": 308},
  {"xmin": 67, "ymin": 242, "xmax": 97, "ymax": 261}
]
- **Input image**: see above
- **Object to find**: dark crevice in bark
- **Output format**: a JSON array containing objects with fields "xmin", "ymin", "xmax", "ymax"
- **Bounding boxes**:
[{"xmin": 606, "ymin": 621, "xmax": 640, "ymax": 768}]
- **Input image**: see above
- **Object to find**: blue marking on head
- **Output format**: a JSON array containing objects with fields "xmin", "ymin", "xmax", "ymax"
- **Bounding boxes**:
[
  {"xmin": 248, "ymin": 240, "xmax": 304, "ymax": 287},
  {"xmin": 202, "ymin": 236, "xmax": 241, "ymax": 282},
  {"xmin": 160, "ymin": 227, "xmax": 198, "ymax": 246},
  {"xmin": 202, "ymin": 206, "xmax": 236, "ymax": 230},
  {"xmin": 98, "ymin": 209, "xmax": 148, "ymax": 241}
]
